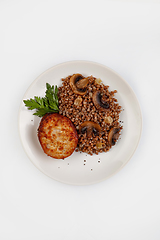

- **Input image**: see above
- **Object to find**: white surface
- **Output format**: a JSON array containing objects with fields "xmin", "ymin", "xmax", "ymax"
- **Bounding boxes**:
[
  {"xmin": 19, "ymin": 61, "xmax": 142, "ymax": 185},
  {"xmin": 0, "ymin": 0, "xmax": 160, "ymax": 239}
]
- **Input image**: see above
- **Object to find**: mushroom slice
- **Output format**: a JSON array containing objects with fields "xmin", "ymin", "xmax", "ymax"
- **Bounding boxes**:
[
  {"xmin": 108, "ymin": 127, "xmax": 120, "ymax": 146},
  {"xmin": 76, "ymin": 78, "xmax": 88, "ymax": 89},
  {"xmin": 92, "ymin": 91, "xmax": 110, "ymax": 112},
  {"xmin": 79, "ymin": 121, "xmax": 101, "ymax": 138},
  {"xmin": 70, "ymin": 74, "xmax": 89, "ymax": 95}
]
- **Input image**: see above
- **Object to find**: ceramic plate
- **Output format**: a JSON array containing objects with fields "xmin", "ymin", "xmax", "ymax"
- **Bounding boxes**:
[{"xmin": 18, "ymin": 61, "xmax": 142, "ymax": 185}]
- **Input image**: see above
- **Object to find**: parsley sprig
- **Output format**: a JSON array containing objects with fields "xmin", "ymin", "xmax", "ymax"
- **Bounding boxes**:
[{"xmin": 23, "ymin": 83, "xmax": 59, "ymax": 117}]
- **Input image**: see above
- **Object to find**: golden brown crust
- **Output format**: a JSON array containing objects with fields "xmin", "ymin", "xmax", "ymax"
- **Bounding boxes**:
[{"xmin": 38, "ymin": 113, "xmax": 78, "ymax": 159}]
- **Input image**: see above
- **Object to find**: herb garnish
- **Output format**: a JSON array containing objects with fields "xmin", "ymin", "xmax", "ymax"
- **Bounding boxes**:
[{"xmin": 23, "ymin": 83, "xmax": 59, "ymax": 117}]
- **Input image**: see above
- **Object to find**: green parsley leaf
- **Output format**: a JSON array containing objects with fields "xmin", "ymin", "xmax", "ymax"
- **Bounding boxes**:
[
  {"xmin": 23, "ymin": 83, "xmax": 59, "ymax": 117},
  {"xmin": 23, "ymin": 98, "xmax": 40, "ymax": 110}
]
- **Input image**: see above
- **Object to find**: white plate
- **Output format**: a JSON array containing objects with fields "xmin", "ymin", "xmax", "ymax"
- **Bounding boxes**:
[{"xmin": 18, "ymin": 61, "xmax": 142, "ymax": 185}]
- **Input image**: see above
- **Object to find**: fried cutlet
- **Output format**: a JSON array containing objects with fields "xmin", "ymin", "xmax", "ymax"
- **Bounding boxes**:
[{"xmin": 38, "ymin": 113, "xmax": 78, "ymax": 159}]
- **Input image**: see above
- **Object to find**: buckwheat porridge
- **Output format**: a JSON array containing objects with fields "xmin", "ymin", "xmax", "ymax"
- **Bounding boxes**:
[{"xmin": 58, "ymin": 74, "xmax": 123, "ymax": 155}]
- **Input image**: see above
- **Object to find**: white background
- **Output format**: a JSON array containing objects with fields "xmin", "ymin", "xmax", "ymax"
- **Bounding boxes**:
[{"xmin": 0, "ymin": 0, "xmax": 160, "ymax": 239}]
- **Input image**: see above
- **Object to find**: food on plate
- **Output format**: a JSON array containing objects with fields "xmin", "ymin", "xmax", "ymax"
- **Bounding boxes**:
[
  {"xmin": 58, "ymin": 74, "xmax": 123, "ymax": 155},
  {"xmin": 38, "ymin": 113, "xmax": 78, "ymax": 159},
  {"xmin": 79, "ymin": 121, "xmax": 101, "ymax": 138},
  {"xmin": 23, "ymin": 73, "xmax": 123, "ymax": 158},
  {"xmin": 92, "ymin": 90, "xmax": 110, "ymax": 112},
  {"xmin": 23, "ymin": 83, "xmax": 59, "ymax": 117},
  {"xmin": 108, "ymin": 127, "xmax": 121, "ymax": 146},
  {"xmin": 70, "ymin": 73, "xmax": 89, "ymax": 95}
]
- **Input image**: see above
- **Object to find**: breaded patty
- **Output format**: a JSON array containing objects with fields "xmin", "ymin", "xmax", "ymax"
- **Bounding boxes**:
[{"xmin": 38, "ymin": 113, "xmax": 78, "ymax": 159}]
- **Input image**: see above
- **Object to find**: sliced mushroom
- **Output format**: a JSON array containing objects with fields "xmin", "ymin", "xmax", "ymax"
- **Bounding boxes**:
[
  {"xmin": 108, "ymin": 127, "xmax": 120, "ymax": 146},
  {"xmin": 79, "ymin": 121, "xmax": 101, "ymax": 137},
  {"xmin": 76, "ymin": 78, "xmax": 88, "ymax": 89},
  {"xmin": 92, "ymin": 91, "xmax": 110, "ymax": 112},
  {"xmin": 70, "ymin": 74, "xmax": 89, "ymax": 95}
]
